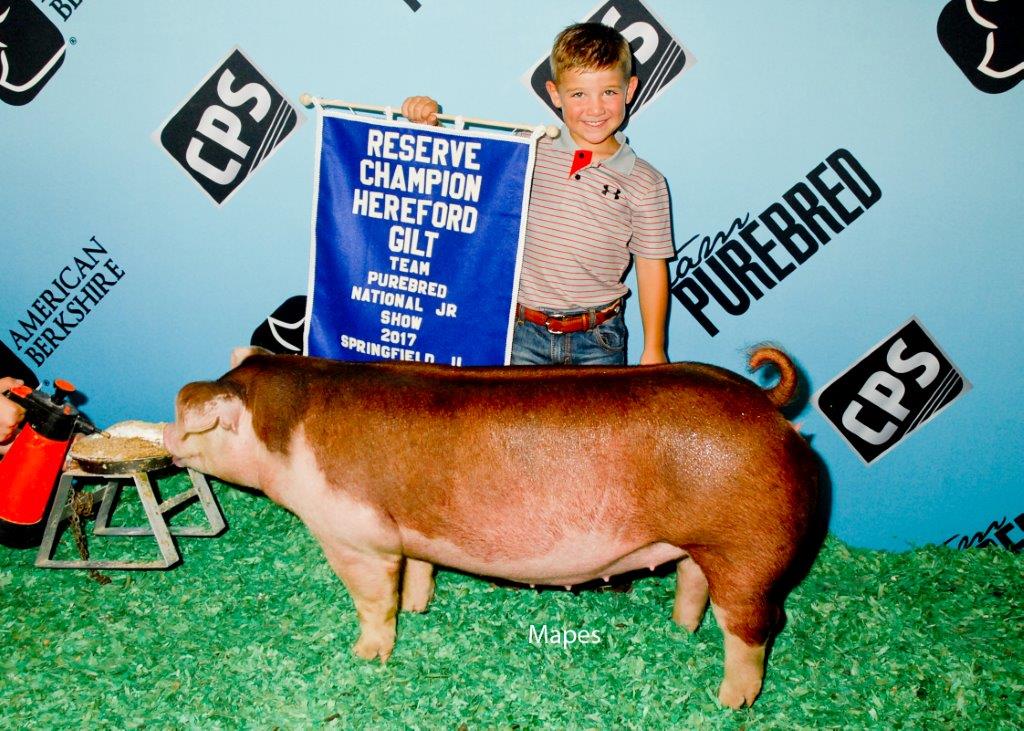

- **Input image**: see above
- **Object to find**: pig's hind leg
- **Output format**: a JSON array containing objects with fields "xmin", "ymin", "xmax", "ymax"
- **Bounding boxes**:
[
  {"xmin": 690, "ymin": 550, "xmax": 786, "ymax": 709},
  {"xmin": 400, "ymin": 557, "xmax": 435, "ymax": 612},
  {"xmin": 672, "ymin": 556, "xmax": 709, "ymax": 632},
  {"xmin": 321, "ymin": 541, "xmax": 402, "ymax": 662}
]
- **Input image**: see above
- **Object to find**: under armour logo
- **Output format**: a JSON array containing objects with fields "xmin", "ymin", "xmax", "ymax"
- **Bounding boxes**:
[{"xmin": 602, "ymin": 185, "xmax": 621, "ymax": 199}]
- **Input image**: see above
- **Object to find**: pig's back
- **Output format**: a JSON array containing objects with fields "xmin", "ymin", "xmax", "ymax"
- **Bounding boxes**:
[{"xmin": 315, "ymin": 361, "xmax": 801, "ymax": 547}]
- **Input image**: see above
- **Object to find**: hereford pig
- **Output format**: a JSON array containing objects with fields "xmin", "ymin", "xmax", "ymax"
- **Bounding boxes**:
[{"xmin": 163, "ymin": 348, "xmax": 818, "ymax": 708}]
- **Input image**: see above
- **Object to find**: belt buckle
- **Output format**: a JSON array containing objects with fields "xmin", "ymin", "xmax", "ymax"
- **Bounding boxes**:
[{"xmin": 544, "ymin": 317, "xmax": 565, "ymax": 334}]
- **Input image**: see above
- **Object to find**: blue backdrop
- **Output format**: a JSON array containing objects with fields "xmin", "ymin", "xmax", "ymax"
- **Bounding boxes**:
[{"xmin": 1, "ymin": 1, "xmax": 1020, "ymax": 551}]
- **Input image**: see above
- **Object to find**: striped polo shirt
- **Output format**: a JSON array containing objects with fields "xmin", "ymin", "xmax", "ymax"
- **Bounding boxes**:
[{"xmin": 517, "ymin": 126, "xmax": 673, "ymax": 311}]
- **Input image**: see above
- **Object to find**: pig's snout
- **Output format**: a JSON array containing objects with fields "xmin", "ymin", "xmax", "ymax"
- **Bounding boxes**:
[
  {"xmin": 162, "ymin": 422, "xmax": 176, "ymax": 452},
  {"xmin": 162, "ymin": 423, "xmax": 187, "ymax": 467}
]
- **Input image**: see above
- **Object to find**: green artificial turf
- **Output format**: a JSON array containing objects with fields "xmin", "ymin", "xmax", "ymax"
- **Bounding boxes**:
[{"xmin": 1, "ymin": 473, "xmax": 1021, "ymax": 729}]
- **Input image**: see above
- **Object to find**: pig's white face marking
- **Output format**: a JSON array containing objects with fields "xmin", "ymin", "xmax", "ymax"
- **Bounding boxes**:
[
  {"xmin": 162, "ymin": 420, "xmax": 215, "ymax": 465},
  {"xmin": 163, "ymin": 396, "xmax": 261, "ymax": 488}
]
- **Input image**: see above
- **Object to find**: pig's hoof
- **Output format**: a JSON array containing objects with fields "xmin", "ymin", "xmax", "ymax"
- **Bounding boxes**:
[
  {"xmin": 352, "ymin": 632, "xmax": 395, "ymax": 663},
  {"xmin": 400, "ymin": 592, "xmax": 432, "ymax": 613},
  {"xmin": 671, "ymin": 606, "xmax": 704, "ymax": 630},
  {"xmin": 672, "ymin": 604, "xmax": 704, "ymax": 633},
  {"xmin": 717, "ymin": 676, "xmax": 762, "ymax": 709}
]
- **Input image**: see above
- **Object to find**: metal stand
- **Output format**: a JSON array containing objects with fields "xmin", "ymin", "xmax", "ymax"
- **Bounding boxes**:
[{"xmin": 35, "ymin": 467, "xmax": 225, "ymax": 570}]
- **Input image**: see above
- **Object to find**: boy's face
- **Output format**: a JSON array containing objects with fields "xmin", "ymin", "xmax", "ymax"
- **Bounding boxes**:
[{"xmin": 546, "ymin": 66, "xmax": 638, "ymax": 157}]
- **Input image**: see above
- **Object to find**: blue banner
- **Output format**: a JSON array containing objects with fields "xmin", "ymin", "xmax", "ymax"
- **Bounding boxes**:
[{"xmin": 305, "ymin": 110, "xmax": 536, "ymax": 366}]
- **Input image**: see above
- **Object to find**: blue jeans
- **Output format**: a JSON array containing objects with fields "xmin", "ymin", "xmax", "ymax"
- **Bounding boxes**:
[{"xmin": 510, "ymin": 306, "xmax": 627, "ymax": 366}]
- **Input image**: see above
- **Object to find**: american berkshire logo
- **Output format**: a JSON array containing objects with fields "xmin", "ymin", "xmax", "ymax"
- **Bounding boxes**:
[
  {"xmin": 0, "ymin": 0, "xmax": 66, "ymax": 106},
  {"xmin": 5, "ymin": 236, "xmax": 126, "ymax": 368},
  {"xmin": 154, "ymin": 47, "xmax": 302, "ymax": 206}
]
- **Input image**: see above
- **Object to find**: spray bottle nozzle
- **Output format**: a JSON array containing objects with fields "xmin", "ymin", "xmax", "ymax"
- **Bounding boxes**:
[{"xmin": 52, "ymin": 379, "xmax": 75, "ymax": 406}]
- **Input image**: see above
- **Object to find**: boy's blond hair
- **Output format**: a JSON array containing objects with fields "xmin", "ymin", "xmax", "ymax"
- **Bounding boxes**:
[{"xmin": 549, "ymin": 22, "xmax": 633, "ymax": 84}]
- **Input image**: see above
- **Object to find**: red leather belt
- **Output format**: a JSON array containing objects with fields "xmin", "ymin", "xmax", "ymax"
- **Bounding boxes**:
[{"xmin": 517, "ymin": 300, "xmax": 622, "ymax": 334}]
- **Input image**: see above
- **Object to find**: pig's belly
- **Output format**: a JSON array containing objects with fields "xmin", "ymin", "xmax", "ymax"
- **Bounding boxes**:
[{"xmin": 401, "ymin": 529, "xmax": 687, "ymax": 586}]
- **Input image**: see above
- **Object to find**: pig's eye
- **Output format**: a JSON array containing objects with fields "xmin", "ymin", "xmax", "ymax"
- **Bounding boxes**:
[{"xmin": 181, "ymin": 417, "xmax": 219, "ymax": 436}]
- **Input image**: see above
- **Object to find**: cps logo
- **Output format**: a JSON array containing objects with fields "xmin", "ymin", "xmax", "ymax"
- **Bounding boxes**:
[
  {"xmin": 814, "ymin": 318, "xmax": 971, "ymax": 465},
  {"xmin": 0, "ymin": 0, "xmax": 66, "ymax": 106},
  {"xmin": 154, "ymin": 48, "xmax": 302, "ymax": 206},
  {"xmin": 523, "ymin": 0, "xmax": 696, "ymax": 120}
]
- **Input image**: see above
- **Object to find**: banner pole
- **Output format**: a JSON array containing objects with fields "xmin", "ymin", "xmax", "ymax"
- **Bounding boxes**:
[{"xmin": 300, "ymin": 93, "xmax": 559, "ymax": 138}]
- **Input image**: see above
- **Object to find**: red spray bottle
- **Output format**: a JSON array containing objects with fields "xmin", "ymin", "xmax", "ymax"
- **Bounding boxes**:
[{"xmin": 0, "ymin": 380, "xmax": 101, "ymax": 546}]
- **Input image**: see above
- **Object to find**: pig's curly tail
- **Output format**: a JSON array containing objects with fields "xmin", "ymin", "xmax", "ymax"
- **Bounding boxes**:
[{"xmin": 748, "ymin": 346, "xmax": 799, "ymax": 409}]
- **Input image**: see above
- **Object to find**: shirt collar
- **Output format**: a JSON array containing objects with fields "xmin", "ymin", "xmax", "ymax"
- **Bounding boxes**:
[{"xmin": 551, "ymin": 125, "xmax": 636, "ymax": 175}]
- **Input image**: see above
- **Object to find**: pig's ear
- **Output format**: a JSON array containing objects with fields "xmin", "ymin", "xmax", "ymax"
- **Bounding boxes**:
[
  {"xmin": 179, "ymin": 401, "xmax": 218, "ymax": 434},
  {"xmin": 230, "ymin": 346, "xmax": 273, "ymax": 369},
  {"xmin": 217, "ymin": 397, "xmax": 243, "ymax": 433},
  {"xmin": 180, "ymin": 396, "xmax": 243, "ymax": 434}
]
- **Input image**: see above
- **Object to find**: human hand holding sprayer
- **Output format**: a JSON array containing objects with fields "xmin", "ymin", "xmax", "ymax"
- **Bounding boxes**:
[{"xmin": 0, "ymin": 377, "xmax": 26, "ymax": 456}]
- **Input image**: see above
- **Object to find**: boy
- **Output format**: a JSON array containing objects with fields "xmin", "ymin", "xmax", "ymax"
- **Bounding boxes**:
[{"xmin": 403, "ymin": 22, "xmax": 673, "ymax": 366}]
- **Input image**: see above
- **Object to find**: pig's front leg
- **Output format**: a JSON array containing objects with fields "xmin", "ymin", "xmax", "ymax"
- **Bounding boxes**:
[
  {"xmin": 400, "ymin": 558, "xmax": 435, "ymax": 613},
  {"xmin": 321, "ymin": 542, "xmax": 401, "ymax": 662}
]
